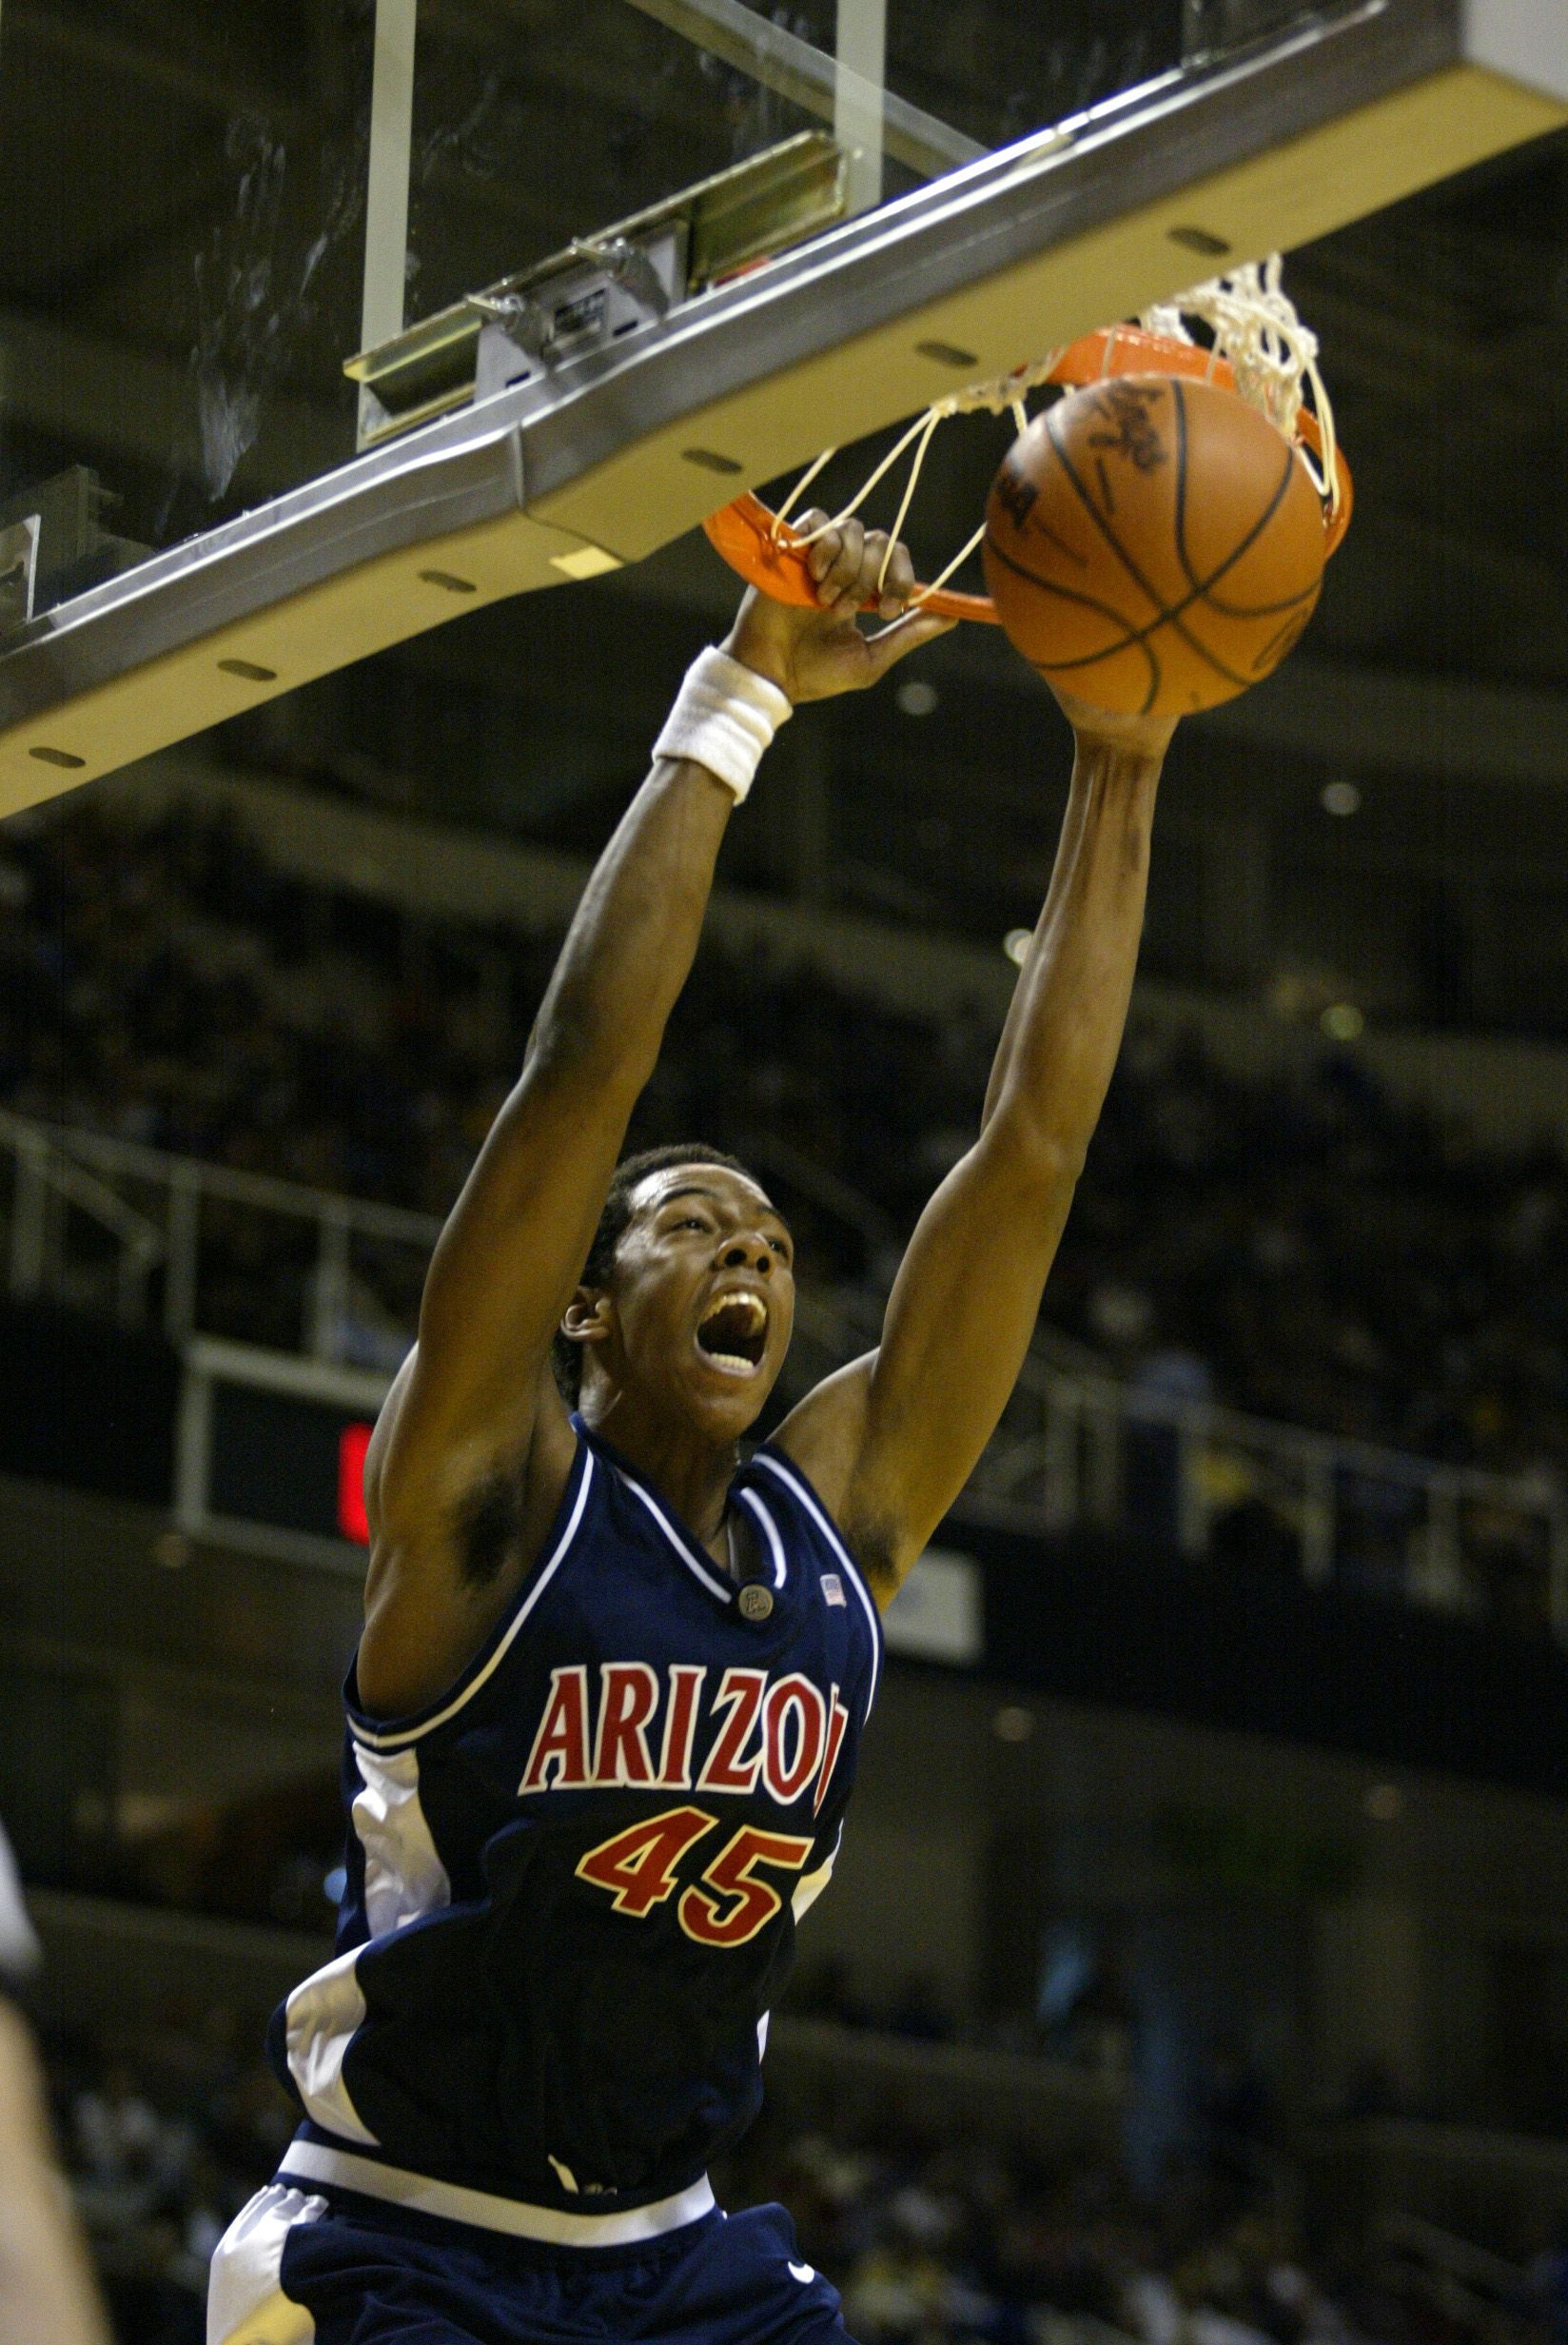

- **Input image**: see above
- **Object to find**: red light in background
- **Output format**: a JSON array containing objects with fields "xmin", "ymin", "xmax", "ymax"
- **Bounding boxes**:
[{"xmin": 337, "ymin": 1421, "xmax": 373, "ymax": 1544}]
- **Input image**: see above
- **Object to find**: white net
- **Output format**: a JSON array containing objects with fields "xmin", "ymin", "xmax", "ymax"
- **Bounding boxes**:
[
  {"xmin": 1140, "ymin": 255, "xmax": 1340, "ymax": 510},
  {"xmin": 773, "ymin": 252, "xmax": 1340, "ymax": 600}
]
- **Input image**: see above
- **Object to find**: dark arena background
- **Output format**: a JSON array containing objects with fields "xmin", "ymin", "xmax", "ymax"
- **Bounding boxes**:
[{"xmin": 4, "ymin": 2, "xmax": 1568, "ymax": 2339}]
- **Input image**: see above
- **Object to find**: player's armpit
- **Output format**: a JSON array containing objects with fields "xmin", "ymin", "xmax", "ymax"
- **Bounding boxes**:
[
  {"xmin": 364, "ymin": 1054, "xmax": 632, "ymax": 1525},
  {"xmin": 358, "ymin": 1357, "xmax": 579, "ymax": 1718}
]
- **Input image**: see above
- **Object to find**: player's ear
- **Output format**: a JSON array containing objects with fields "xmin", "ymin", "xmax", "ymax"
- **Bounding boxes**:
[{"xmin": 559, "ymin": 1289, "xmax": 613, "ymax": 1351}]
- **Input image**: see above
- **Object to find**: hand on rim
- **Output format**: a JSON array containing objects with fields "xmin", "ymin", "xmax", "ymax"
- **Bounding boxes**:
[{"xmin": 722, "ymin": 511, "xmax": 954, "ymax": 705}]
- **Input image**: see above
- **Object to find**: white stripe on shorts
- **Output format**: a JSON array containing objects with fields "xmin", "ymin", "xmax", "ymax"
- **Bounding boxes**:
[
  {"xmin": 206, "ymin": 2181, "xmax": 325, "ymax": 2344},
  {"xmin": 277, "ymin": 2139, "xmax": 716, "ymax": 2247}
]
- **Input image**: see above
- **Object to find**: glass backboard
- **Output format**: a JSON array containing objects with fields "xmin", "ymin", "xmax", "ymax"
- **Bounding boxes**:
[
  {"xmin": 0, "ymin": 0, "xmax": 1563, "ymax": 802},
  {"xmin": 0, "ymin": 0, "xmax": 1191, "ymax": 593},
  {"xmin": 398, "ymin": 0, "xmax": 1186, "ymax": 318}
]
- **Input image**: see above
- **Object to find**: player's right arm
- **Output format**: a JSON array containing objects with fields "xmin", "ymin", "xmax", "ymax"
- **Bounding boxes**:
[
  {"xmin": 359, "ymin": 529, "xmax": 948, "ymax": 1715},
  {"xmin": 358, "ymin": 753, "xmax": 740, "ymax": 1712}
]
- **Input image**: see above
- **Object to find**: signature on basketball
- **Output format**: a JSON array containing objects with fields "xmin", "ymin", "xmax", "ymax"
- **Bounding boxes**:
[
  {"xmin": 1086, "ymin": 383, "xmax": 1166, "ymax": 473},
  {"xmin": 992, "ymin": 463, "xmax": 1039, "ymax": 530}
]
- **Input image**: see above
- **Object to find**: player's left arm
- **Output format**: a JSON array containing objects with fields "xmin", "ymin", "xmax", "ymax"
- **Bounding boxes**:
[{"xmin": 774, "ymin": 694, "xmax": 1176, "ymax": 1599}]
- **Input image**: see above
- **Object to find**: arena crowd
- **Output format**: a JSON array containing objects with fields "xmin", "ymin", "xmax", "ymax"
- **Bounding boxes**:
[
  {"xmin": 2, "ymin": 793, "xmax": 1564, "ymax": 1490},
  {"xmin": 29, "ymin": 2005, "xmax": 1568, "ymax": 2345}
]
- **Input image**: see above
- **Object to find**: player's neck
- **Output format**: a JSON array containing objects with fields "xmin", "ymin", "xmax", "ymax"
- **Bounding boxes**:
[{"xmin": 580, "ymin": 1391, "xmax": 740, "ymax": 1562}]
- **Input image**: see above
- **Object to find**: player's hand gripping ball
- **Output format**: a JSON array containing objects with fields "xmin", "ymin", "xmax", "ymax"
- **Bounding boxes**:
[{"xmin": 982, "ymin": 374, "xmax": 1327, "ymax": 718}]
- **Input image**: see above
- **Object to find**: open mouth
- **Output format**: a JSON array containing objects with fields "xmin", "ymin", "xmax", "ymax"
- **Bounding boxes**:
[{"xmin": 696, "ymin": 1291, "xmax": 769, "ymax": 1374}]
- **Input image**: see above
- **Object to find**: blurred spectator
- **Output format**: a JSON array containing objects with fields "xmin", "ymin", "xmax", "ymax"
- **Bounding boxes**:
[{"xmin": 0, "ymin": 1817, "xmax": 113, "ymax": 2345}]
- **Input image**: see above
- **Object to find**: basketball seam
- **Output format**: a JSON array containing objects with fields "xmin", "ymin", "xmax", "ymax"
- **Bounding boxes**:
[
  {"xmin": 1042, "ymin": 394, "xmax": 1305, "ymax": 695},
  {"xmin": 983, "ymin": 532, "xmax": 1162, "ymax": 710},
  {"xmin": 1047, "ymin": 399, "xmax": 1255, "ymax": 692},
  {"xmin": 1025, "ymin": 511, "xmax": 1088, "ymax": 570},
  {"xmin": 983, "ymin": 532, "xmax": 1162, "ymax": 641},
  {"xmin": 988, "ymin": 522, "xmax": 1303, "ymax": 696},
  {"xmin": 1171, "ymin": 380, "xmax": 1317, "ymax": 619}
]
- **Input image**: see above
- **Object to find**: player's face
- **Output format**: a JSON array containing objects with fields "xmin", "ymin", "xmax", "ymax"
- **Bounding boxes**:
[{"xmin": 606, "ymin": 1166, "xmax": 795, "ymax": 1433}]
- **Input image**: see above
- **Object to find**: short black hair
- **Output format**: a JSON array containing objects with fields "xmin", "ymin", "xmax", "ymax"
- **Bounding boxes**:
[{"xmin": 551, "ymin": 1142, "xmax": 755, "ymax": 1402}]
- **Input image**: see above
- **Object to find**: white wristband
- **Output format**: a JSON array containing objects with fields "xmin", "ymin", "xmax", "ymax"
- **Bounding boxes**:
[{"xmin": 652, "ymin": 646, "xmax": 793, "ymax": 805}]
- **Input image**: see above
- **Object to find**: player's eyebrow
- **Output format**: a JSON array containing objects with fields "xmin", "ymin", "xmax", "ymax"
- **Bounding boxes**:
[{"xmin": 657, "ymin": 1182, "xmax": 791, "ymax": 1234}]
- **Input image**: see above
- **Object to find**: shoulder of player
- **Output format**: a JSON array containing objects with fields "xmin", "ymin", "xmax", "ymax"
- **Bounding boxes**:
[
  {"xmin": 358, "ymin": 1378, "xmax": 582, "ymax": 1719},
  {"xmin": 761, "ymin": 1361, "xmax": 902, "ymax": 1608}
]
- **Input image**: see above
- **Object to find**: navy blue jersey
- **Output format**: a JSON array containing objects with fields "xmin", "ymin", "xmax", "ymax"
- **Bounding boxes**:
[{"xmin": 268, "ymin": 1415, "xmax": 882, "ymax": 2215}]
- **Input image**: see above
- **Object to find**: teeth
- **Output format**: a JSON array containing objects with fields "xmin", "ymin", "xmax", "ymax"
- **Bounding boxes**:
[
  {"xmin": 700, "ymin": 1292, "xmax": 767, "ymax": 1334},
  {"xmin": 696, "ymin": 1291, "xmax": 769, "ymax": 1374}
]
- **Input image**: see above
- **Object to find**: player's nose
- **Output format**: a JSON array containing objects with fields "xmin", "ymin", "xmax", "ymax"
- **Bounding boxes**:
[{"xmin": 717, "ymin": 1236, "xmax": 773, "ymax": 1273}]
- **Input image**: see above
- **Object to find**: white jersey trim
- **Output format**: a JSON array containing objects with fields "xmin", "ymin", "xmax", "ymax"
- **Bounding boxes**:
[
  {"xmin": 752, "ymin": 1452, "xmax": 883, "ymax": 1713},
  {"xmin": 282, "ymin": 1947, "xmax": 379, "ymax": 2148},
  {"xmin": 277, "ymin": 2139, "xmax": 716, "ymax": 2246},
  {"xmin": 351, "ymin": 1744, "xmax": 452, "ymax": 1938},
  {"xmin": 351, "ymin": 1448, "xmax": 597, "ymax": 1751},
  {"xmin": 735, "ymin": 1488, "xmax": 788, "ymax": 1588},
  {"xmin": 615, "ymin": 1469, "xmax": 735, "ymax": 1605},
  {"xmin": 0, "ymin": 1820, "xmax": 39, "ymax": 1984},
  {"xmin": 792, "ymin": 1821, "xmax": 842, "ymax": 1926}
]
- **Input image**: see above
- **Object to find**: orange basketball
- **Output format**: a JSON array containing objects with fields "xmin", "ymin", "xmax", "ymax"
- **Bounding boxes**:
[{"xmin": 982, "ymin": 375, "xmax": 1326, "ymax": 717}]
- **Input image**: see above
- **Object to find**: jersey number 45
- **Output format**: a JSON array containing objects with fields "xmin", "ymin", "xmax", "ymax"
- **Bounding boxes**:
[{"xmin": 576, "ymin": 1804, "xmax": 814, "ymax": 1949}]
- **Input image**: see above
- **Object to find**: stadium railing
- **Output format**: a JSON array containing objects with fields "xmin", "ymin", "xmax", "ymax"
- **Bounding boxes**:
[{"xmin": 2, "ymin": 1109, "xmax": 1563, "ymax": 1634}]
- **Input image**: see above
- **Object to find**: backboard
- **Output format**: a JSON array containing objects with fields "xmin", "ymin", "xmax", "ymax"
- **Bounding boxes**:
[{"xmin": 0, "ymin": 0, "xmax": 1563, "ymax": 807}]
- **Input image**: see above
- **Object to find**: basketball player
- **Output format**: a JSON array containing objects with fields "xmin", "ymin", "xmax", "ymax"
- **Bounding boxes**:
[{"xmin": 207, "ymin": 516, "xmax": 1175, "ymax": 2344}]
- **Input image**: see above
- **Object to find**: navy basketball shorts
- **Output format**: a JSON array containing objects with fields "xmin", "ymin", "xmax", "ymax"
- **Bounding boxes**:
[{"xmin": 207, "ymin": 2168, "xmax": 856, "ymax": 2344}]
